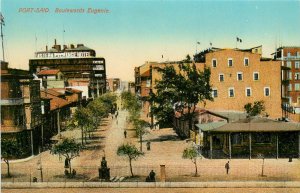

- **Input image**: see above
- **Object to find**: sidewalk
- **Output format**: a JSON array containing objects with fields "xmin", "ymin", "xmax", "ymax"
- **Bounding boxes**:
[{"xmin": 2, "ymin": 181, "xmax": 300, "ymax": 189}]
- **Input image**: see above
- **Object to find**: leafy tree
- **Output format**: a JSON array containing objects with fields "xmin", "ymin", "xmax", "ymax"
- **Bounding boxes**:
[
  {"xmin": 121, "ymin": 91, "xmax": 141, "ymax": 115},
  {"xmin": 152, "ymin": 60, "xmax": 213, "ymax": 131},
  {"xmin": 73, "ymin": 107, "xmax": 93, "ymax": 145},
  {"xmin": 87, "ymin": 100, "xmax": 108, "ymax": 138},
  {"xmin": 97, "ymin": 92, "xmax": 117, "ymax": 113},
  {"xmin": 117, "ymin": 143, "xmax": 144, "ymax": 177},
  {"xmin": 1, "ymin": 139, "xmax": 22, "ymax": 177},
  {"xmin": 244, "ymin": 101, "xmax": 265, "ymax": 117},
  {"xmin": 182, "ymin": 146, "xmax": 199, "ymax": 176},
  {"xmin": 51, "ymin": 138, "xmax": 82, "ymax": 174},
  {"xmin": 132, "ymin": 119, "xmax": 150, "ymax": 151}
]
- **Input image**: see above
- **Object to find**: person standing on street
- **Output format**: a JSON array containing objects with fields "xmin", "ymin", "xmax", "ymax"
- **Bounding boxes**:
[
  {"xmin": 225, "ymin": 161, "xmax": 230, "ymax": 174},
  {"xmin": 124, "ymin": 130, "xmax": 127, "ymax": 138}
]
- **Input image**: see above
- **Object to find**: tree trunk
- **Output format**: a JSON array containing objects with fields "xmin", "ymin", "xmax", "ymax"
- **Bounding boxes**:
[
  {"xmin": 69, "ymin": 160, "xmax": 72, "ymax": 174},
  {"xmin": 194, "ymin": 159, "xmax": 198, "ymax": 176},
  {"xmin": 129, "ymin": 158, "xmax": 134, "ymax": 177},
  {"xmin": 6, "ymin": 160, "xmax": 11, "ymax": 177},
  {"xmin": 84, "ymin": 132, "xmax": 87, "ymax": 143},
  {"xmin": 140, "ymin": 134, "xmax": 142, "ymax": 152},
  {"xmin": 81, "ymin": 127, "xmax": 84, "ymax": 145}
]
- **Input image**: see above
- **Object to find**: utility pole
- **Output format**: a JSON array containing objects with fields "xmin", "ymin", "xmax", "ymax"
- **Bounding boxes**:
[{"xmin": 1, "ymin": 13, "xmax": 5, "ymax": 61}]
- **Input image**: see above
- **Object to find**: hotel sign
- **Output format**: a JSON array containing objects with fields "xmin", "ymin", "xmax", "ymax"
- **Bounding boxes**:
[{"xmin": 35, "ymin": 51, "xmax": 91, "ymax": 59}]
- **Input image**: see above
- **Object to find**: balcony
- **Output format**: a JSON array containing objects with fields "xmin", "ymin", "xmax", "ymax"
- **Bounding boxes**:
[
  {"xmin": 282, "ymin": 56, "xmax": 300, "ymax": 60},
  {"xmin": 0, "ymin": 98, "xmax": 24, "ymax": 106}
]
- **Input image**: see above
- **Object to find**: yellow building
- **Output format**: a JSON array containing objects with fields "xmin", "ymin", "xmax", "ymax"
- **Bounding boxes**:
[
  {"xmin": 134, "ymin": 46, "xmax": 283, "ymax": 121},
  {"xmin": 200, "ymin": 47, "xmax": 282, "ymax": 119}
]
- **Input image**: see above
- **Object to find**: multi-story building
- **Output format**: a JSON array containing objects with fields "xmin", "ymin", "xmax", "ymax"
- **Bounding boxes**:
[
  {"xmin": 107, "ymin": 78, "xmax": 120, "ymax": 92},
  {"xmin": 201, "ymin": 47, "xmax": 282, "ymax": 119},
  {"xmin": 273, "ymin": 46, "xmax": 300, "ymax": 120},
  {"xmin": 29, "ymin": 39, "xmax": 106, "ymax": 99},
  {"xmin": 1, "ymin": 61, "xmax": 42, "ymax": 157},
  {"xmin": 135, "ymin": 46, "xmax": 283, "ymax": 123}
]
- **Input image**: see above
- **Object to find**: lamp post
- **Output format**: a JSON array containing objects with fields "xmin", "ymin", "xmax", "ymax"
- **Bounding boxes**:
[
  {"xmin": 149, "ymin": 89, "xmax": 154, "ymax": 129},
  {"xmin": 37, "ymin": 148, "xmax": 43, "ymax": 182}
]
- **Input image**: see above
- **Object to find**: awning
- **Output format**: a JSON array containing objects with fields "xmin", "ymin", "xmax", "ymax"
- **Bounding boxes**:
[{"xmin": 195, "ymin": 121, "xmax": 227, "ymax": 132}]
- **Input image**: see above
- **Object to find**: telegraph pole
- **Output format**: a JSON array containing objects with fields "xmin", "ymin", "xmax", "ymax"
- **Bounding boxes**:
[{"xmin": 1, "ymin": 13, "xmax": 5, "ymax": 61}]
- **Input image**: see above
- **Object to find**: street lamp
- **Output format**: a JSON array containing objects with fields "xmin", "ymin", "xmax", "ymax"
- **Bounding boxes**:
[
  {"xmin": 37, "ymin": 148, "xmax": 43, "ymax": 182},
  {"xmin": 149, "ymin": 89, "xmax": 154, "ymax": 129}
]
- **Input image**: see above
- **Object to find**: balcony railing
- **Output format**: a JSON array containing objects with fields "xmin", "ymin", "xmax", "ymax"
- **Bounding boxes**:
[
  {"xmin": 0, "ymin": 98, "xmax": 24, "ymax": 105},
  {"xmin": 281, "ymin": 56, "xmax": 300, "ymax": 60}
]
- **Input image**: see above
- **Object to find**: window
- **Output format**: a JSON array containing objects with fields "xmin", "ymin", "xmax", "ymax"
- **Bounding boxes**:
[
  {"xmin": 288, "ymin": 72, "xmax": 292, "ymax": 80},
  {"xmin": 244, "ymin": 58, "xmax": 249, "ymax": 66},
  {"xmin": 295, "ymin": 61, "xmax": 300, "ymax": 69},
  {"xmin": 287, "ymin": 52, "xmax": 291, "ymax": 57},
  {"xmin": 219, "ymin": 74, "xmax": 224, "ymax": 82},
  {"xmin": 264, "ymin": 87, "xmax": 270, "ymax": 96},
  {"xmin": 286, "ymin": 61, "xmax": 292, "ymax": 68},
  {"xmin": 237, "ymin": 72, "xmax": 243, "ymax": 81},
  {"xmin": 228, "ymin": 58, "xmax": 233, "ymax": 67},
  {"xmin": 295, "ymin": 73, "xmax": 300, "ymax": 80},
  {"xmin": 253, "ymin": 72, "xmax": 259, "ymax": 81},
  {"xmin": 245, "ymin": 87, "xmax": 252, "ymax": 97},
  {"xmin": 253, "ymin": 133, "xmax": 271, "ymax": 144},
  {"xmin": 295, "ymin": 83, "xmax": 300, "ymax": 91},
  {"xmin": 228, "ymin": 87, "xmax": 235, "ymax": 97},
  {"xmin": 297, "ymin": 52, "xmax": 300, "ymax": 57},
  {"xmin": 212, "ymin": 89, "xmax": 218, "ymax": 98},
  {"xmin": 212, "ymin": 59, "xmax": 217, "ymax": 68},
  {"xmin": 288, "ymin": 84, "xmax": 292, "ymax": 91}
]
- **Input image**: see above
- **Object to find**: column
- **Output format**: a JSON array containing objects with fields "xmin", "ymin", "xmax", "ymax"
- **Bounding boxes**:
[
  {"xmin": 276, "ymin": 133, "xmax": 279, "ymax": 159},
  {"xmin": 229, "ymin": 133, "xmax": 231, "ymax": 160},
  {"xmin": 210, "ymin": 135, "xmax": 213, "ymax": 159},
  {"xmin": 160, "ymin": 165, "xmax": 166, "ymax": 182},
  {"xmin": 298, "ymin": 131, "xmax": 300, "ymax": 159},
  {"xmin": 57, "ymin": 109, "xmax": 61, "ymax": 137},
  {"xmin": 31, "ymin": 130, "xmax": 34, "ymax": 156},
  {"xmin": 249, "ymin": 133, "xmax": 252, "ymax": 160}
]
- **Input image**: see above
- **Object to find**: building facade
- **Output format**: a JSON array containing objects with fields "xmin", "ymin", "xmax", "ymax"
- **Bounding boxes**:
[
  {"xmin": 1, "ymin": 61, "xmax": 42, "ymax": 157},
  {"xmin": 29, "ymin": 39, "xmax": 106, "ymax": 99},
  {"xmin": 273, "ymin": 47, "xmax": 300, "ymax": 120},
  {"xmin": 201, "ymin": 47, "xmax": 282, "ymax": 119},
  {"xmin": 107, "ymin": 78, "xmax": 120, "ymax": 92}
]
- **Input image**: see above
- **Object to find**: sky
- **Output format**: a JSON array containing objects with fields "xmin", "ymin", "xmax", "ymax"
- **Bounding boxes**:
[{"xmin": 1, "ymin": 0, "xmax": 300, "ymax": 81}]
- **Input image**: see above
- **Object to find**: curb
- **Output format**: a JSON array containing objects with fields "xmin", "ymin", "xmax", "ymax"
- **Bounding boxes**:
[{"xmin": 2, "ymin": 181, "xmax": 300, "ymax": 189}]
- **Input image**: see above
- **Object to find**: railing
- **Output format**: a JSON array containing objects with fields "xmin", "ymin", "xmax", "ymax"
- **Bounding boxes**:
[
  {"xmin": 0, "ymin": 98, "xmax": 24, "ymax": 105},
  {"xmin": 281, "ymin": 56, "xmax": 300, "ymax": 60}
]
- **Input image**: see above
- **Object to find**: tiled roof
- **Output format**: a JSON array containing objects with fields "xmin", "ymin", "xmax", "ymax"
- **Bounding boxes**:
[
  {"xmin": 40, "ymin": 90, "xmax": 70, "ymax": 111},
  {"xmin": 38, "ymin": 69, "xmax": 60, "ymax": 75}
]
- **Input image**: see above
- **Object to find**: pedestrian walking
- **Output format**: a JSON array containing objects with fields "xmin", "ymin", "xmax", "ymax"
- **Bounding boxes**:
[
  {"xmin": 225, "ymin": 161, "xmax": 230, "ymax": 174},
  {"xmin": 124, "ymin": 130, "xmax": 127, "ymax": 138}
]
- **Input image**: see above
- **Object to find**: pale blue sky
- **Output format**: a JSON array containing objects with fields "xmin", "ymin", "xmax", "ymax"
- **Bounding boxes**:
[{"xmin": 2, "ymin": 0, "xmax": 300, "ymax": 81}]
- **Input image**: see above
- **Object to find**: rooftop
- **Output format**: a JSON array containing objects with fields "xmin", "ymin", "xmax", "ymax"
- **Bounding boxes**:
[{"xmin": 37, "ymin": 69, "xmax": 61, "ymax": 76}]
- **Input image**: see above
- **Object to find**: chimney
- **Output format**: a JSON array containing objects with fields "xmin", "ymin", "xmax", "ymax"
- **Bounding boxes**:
[
  {"xmin": 70, "ymin": 44, "xmax": 75, "ymax": 49},
  {"xmin": 77, "ymin": 44, "xmax": 84, "ymax": 48},
  {"xmin": 63, "ymin": 45, "xmax": 67, "ymax": 50},
  {"xmin": 46, "ymin": 45, "xmax": 48, "ymax": 51},
  {"xmin": 54, "ymin": 39, "xmax": 57, "ymax": 45}
]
